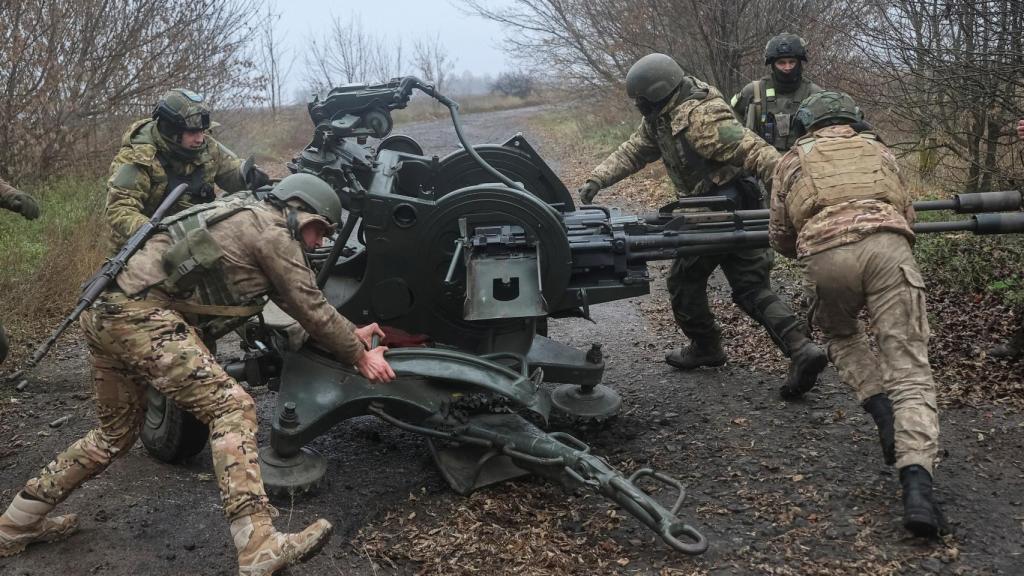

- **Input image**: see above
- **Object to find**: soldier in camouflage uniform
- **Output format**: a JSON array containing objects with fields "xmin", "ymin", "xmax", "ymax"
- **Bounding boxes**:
[
  {"xmin": 770, "ymin": 91, "xmax": 944, "ymax": 537},
  {"xmin": 105, "ymin": 88, "xmax": 269, "ymax": 248},
  {"xmin": 0, "ymin": 173, "xmax": 396, "ymax": 575},
  {"xmin": 732, "ymin": 33, "xmax": 824, "ymax": 305},
  {"xmin": 578, "ymin": 53, "xmax": 827, "ymax": 399},
  {"xmin": 0, "ymin": 177, "xmax": 40, "ymax": 365}
]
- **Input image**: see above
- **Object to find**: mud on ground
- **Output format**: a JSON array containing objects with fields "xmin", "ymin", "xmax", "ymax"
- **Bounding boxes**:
[{"xmin": 2, "ymin": 106, "xmax": 1024, "ymax": 576}]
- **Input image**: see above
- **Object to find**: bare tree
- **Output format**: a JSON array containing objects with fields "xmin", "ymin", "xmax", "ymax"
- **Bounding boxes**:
[
  {"xmin": 0, "ymin": 0, "xmax": 262, "ymax": 179},
  {"xmin": 256, "ymin": 0, "xmax": 292, "ymax": 117},
  {"xmin": 413, "ymin": 34, "xmax": 456, "ymax": 95},
  {"xmin": 462, "ymin": 0, "xmax": 860, "ymax": 97},
  {"xmin": 304, "ymin": 15, "xmax": 406, "ymax": 93}
]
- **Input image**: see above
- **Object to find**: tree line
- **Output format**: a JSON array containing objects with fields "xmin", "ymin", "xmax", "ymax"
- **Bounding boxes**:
[{"xmin": 465, "ymin": 0, "xmax": 1024, "ymax": 193}]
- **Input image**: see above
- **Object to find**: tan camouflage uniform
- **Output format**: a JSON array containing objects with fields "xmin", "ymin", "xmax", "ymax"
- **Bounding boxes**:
[
  {"xmin": 770, "ymin": 124, "xmax": 939, "ymax": 473},
  {"xmin": 20, "ymin": 200, "xmax": 366, "ymax": 520},
  {"xmin": 589, "ymin": 79, "xmax": 808, "ymax": 353},
  {"xmin": 106, "ymin": 118, "xmax": 246, "ymax": 248}
]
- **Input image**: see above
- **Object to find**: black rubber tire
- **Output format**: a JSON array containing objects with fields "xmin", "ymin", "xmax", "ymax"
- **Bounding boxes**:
[{"xmin": 141, "ymin": 387, "xmax": 209, "ymax": 462}]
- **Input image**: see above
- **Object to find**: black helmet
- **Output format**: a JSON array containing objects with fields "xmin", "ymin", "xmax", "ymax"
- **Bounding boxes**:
[
  {"xmin": 625, "ymin": 53, "xmax": 686, "ymax": 102},
  {"xmin": 793, "ymin": 91, "xmax": 863, "ymax": 135},
  {"xmin": 764, "ymin": 33, "xmax": 808, "ymax": 65},
  {"xmin": 153, "ymin": 89, "xmax": 211, "ymax": 136}
]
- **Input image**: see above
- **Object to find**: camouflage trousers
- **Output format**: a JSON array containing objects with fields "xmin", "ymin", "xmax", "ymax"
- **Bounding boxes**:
[
  {"xmin": 806, "ymin": 232, "xmax": 939, "ymax": 473},
  {"xmin": 22, "ymin": 290, "xmax": 270, "ymax": 521},
  {"xmin": 667, "ymin": 247, "xmax": 804, "ymax": 354}
]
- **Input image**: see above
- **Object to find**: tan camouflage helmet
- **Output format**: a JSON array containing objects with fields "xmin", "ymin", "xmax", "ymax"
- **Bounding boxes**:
[{"xmin": 153, "ymin": 88, "xmax": 211, "ymax": 134}]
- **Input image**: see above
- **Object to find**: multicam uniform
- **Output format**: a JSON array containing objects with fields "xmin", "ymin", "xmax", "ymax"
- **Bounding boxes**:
[
  {"xmin": 106, "ymin": 118, "xmax": 246, "ymax": 247},
  {"xmin": 770, "ymin": 124, "xmax": 939, "ymax": 473},
  {"xmin": 20, "ymin": 194, "xmax": 366, "ymax": 521},
  {"xmin": 588, "ymin": 78, "xmax": 806, "ymax": 354}
]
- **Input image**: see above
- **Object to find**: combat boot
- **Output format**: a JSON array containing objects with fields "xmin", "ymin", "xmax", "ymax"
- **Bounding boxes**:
[
  {"xmin": 989, "ymin": 324, "xmax": 1024, "ymax": 359},
  {"xmin": 0, "ymin": 491, "xmax": 79, "ymax": 557},
  {"xmin": 862, "ymin": 393, "xmax": 896, "ymax": 465},
  {"xmin": 899, "ymin": 465, "xmax": 944, "ymax": 537},
  {"xmin": 778, "ymin": 332, "xmax": 828, "ymax": 400},
  {"xmin": 233, "ymin": 510, "xmax": 333, "ymax": 576},
  {"xmin": 665, "ymin": 335, "xmax": 727, "ymax": 370}
]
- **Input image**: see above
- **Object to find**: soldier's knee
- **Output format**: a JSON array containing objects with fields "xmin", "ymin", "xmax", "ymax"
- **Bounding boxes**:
[
  {"xmin": 732, "ymin": 287, "xmax": 776, "ymax": 317},
  {"xmin": 219, "ymin": 385, "xmax": 258, "ymax": 428}
]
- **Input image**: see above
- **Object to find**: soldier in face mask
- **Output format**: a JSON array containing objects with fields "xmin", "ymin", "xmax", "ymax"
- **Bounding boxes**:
[
  {"xmin": 732, "ymin": 33, "xmax": 824, "ymax": 153},
  {"xmin": 577, "ymin": 53, "xmax": 828, "ymax": 400}
]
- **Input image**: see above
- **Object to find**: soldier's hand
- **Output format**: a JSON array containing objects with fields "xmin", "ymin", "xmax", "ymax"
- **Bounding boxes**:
[
  {"xmin": 240, "ymin": 156, "xmax": 271, "ymax": 190},
  {"xmin": 10, "ymin": 192, "xmax": 40, "ymax": 220},
  {"xmin": 355, "ymin": 347, "xmax": 396, "ymax": 383},
  {"xmin": 1017, "ymin": 119, "xmax": 1024, "ymax": 140},
  {"xmin": 577, "ymin": 180, "xmax": 601, "ymax": 205},
  {"xmin": 354, "ymin": 322, "xmax": 386, "ymax": 349}
]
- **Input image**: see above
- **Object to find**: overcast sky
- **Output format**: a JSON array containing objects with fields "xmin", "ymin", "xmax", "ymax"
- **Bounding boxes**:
[{"xmin": 275, "ymin": 0, "xmax": 513, "ymax": 97}]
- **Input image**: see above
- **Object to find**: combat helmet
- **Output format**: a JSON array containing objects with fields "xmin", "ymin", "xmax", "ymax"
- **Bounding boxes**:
[
  {"xmin": 626, "ymin": 53, "xmax": 686, "ymax": 103},
  {"xmin": 764, "ymin": 33, "xmax": 808, "ymax": 65},
  {"xmin": 268, "ymin": 173, "xmax": 342, "ymax": 226},
  {"xmin": 154, "ymin": 89, "xmax": 211, "ymax": 136},
  {"xmin": 793, "ymin": 91, "xmax": 863, "ymax": 135}
]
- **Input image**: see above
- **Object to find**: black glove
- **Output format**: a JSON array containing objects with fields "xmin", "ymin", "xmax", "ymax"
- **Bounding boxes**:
[
  {"xmin": 8, "ymin": 191, "xmax": 40, "ymax": 220},
  {"xmin": 245, "ymin": 165, "xmax": 271, "ymax": 190},
  {"xmin": 577, "ymin": 180, "xmax": 601, "ymax": 205}
]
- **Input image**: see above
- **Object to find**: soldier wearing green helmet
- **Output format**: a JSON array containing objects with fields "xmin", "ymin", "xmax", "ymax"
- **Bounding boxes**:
[
  {"xmin": 732, "ymin": 33, "xmax": 824, "ymax": 152},
  {"xmin": 104, "ymin": 88, "xmax": 270, "ymax": 250},
  {"xmin": 578, "ymin": 53, "xmax": 828, "ymax": 400},
  {"xmin": 771, "ymin": 90, "xmax": 944, "ymax": 538},
  {"xmin": 0, "ymin": 173, "xmax": 395, "ymax": 574}
]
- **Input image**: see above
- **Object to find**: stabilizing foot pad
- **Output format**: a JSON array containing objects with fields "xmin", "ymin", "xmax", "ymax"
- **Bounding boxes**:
[
  {"xmin": 551, "ymin": 383, "xmax": 622, "ymax": 419},
  {"xmin": 259, "ymin": 446, "xmax": 327, "ymax": 497}
]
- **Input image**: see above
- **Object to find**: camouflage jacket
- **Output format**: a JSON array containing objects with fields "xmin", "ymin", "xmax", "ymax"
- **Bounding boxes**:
[
  {"xmin": 0, "ymin": 176, "xmax": 23, "ymax": 212},
  {"xmin": 117, "ymin": 201, "xmax": 366, "ymax": 364},
  {"xmin": 105, "ymin": 118, "xmax": 246, "ymax": 247},
  {"xmin": 770, "ymin": 125, "xmax": 915, "ymax": 259},
  {"xmin": 588, "ymin": 78, "xmax": 779, "ymax": 197},
  {"xmin": 731, "ymin": 75, "xmax": 823, "ymax": 151}
]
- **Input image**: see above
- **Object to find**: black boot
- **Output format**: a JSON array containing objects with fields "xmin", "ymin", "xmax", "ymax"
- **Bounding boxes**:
[
  {"xmin": 899, "ymin": 465, "xmax": 943, "ymax": 537},
  {"xmin": 862, "ymin": 393, "xmax": 896, "ymax": 465},
  {"xmin": 665, "ymin": 335, "xmax": 727, "ymax": 370},
  {"xmin": 778, "ymin": 332, "xmax": 828, "ymax": 400}
]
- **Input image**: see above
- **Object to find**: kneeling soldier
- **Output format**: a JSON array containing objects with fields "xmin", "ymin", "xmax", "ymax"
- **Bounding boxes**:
[
  {"xmin": 769, "ymin": 92, "xmax": 943, "ymax": 536},
  {"xmin": 0, "ymin": 173, "xmax": 395, "ymax": 574}
]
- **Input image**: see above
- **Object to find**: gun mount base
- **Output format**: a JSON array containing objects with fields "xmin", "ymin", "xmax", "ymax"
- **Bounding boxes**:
[
  {"xmin": 259, "ymin": 446, "xmax": 327, "ymax": 497},
  {"xmin": 551, "ymin": 383, "xmax": 622, "ymax": 419}
]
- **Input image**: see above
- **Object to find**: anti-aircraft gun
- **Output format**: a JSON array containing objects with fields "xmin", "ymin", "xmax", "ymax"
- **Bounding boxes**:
[{"xmin": 139, "ymin": 76, "xmax": 1024, "ymax": 556}]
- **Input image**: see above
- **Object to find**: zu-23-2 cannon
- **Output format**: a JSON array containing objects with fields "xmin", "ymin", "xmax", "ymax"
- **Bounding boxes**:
[{"xmin": 139, "ymin": 77, "xmax": 1024, "ymax": 556}]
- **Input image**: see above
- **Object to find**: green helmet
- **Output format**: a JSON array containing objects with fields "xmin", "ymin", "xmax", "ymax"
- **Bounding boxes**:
[
  {"xmin": 268, "ymin": 173, "xmax": 342, "ymax": 226},
  {"xmin": 794, "ymin": 91, "xmax": 863, "ymax": 134},
  {"xmin": 764, "ymin": 33, "xmax": 808, "ymax": 65},
  {"xmin": 625, "ymin": 53, "xmax": 686, "ymax": 103},
  {"xmin": 153, "ymin": 88, "xmax": 211, "ymax": 136}
]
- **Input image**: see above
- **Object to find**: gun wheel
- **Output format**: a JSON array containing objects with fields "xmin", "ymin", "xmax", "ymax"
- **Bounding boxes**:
[
  {"xmin": 551, "ymin": 383, "xmax": 622, "ymax": 420},
  {"xmin": 259, "ymin": 446, "xmax": 327, "ymax": 499}
]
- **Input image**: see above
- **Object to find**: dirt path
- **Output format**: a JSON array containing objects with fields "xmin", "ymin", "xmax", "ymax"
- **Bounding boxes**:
[{"xmin": 3, "ymin": 106, "xmax": 1023, "ymax": 576}]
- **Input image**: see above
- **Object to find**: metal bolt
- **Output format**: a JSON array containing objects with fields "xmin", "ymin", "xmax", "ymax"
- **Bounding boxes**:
[
  {"xmin": 586, "ymin": 343, "xmax": 604, "ymax": 365},
  {"xmin": 279, "ymin": 402, "xmax": 299, "ymax": 429}
]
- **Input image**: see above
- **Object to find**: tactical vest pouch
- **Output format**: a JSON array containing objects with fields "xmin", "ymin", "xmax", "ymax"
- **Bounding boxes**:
[
  {"xmin": 775, "ymin": 113, "xmax": 791, "ymax": 137},
  {"xmin": 161, "ymin": 228, "xmax": 225, "ymax": 294}
]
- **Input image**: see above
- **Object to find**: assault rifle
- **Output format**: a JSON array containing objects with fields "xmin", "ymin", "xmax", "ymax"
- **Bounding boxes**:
[{"xmin": 9, "ymin": 183, "xmax": 190, "ymax": 380}]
